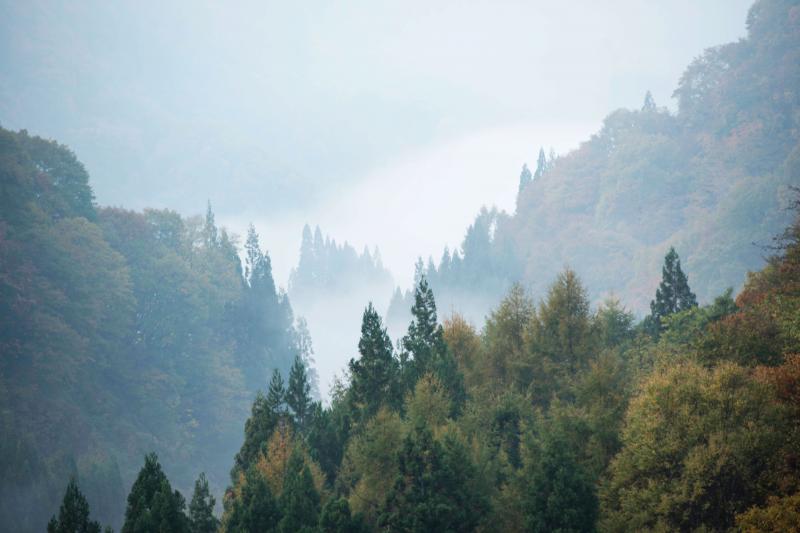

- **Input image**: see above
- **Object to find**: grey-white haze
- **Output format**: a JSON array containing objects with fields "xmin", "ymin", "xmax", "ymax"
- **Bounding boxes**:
[{"xmin": 0, "ymin": 0, "xmax": 753, "ymax": 398}]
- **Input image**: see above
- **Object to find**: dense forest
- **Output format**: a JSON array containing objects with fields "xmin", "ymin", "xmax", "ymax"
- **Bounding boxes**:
[
  {"xmin": 0, "ymin": 127, "xmax": 316, "ymax": 530},
  {"xmin": 385, "ymin": 0, "xmax": 800, "ymax": 326},
  {"xmin": 2, "ymin": 0, "xmax": 800, "ymax": 532}
]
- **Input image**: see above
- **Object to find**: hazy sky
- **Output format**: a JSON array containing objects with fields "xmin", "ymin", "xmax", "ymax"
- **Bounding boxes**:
[{"xmin": 0, "ymin": 0, "xmax": 753, "ymax": 289}]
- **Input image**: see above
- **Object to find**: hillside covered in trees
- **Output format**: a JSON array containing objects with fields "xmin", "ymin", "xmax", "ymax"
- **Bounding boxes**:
[
  {"xmin": 50, "ymin": 196, "xmax": 800, "ymax": 532},
  {"xmin": 2, "ymin": 0, "xmax": 800, "ymax": 532},
  {"xmin": 403, "ymin": 0, "xmax": 799, "ymax": 324},
  {"xmin": 0, "ymin": 127, "xmax": 316, "ymax": 531}
]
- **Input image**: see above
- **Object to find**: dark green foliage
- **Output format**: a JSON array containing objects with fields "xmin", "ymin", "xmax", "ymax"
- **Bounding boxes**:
[
  {"xmin": 349, "ymin": 303, "xmax": 400, "ymax": 419},
  {"xmin": 319, "ymin": 497, "xmax": 366, "ymax": 533},
  {"xmin": 188, "ymin": 473, "xmax": 217, "ymax": 533},
  {"xmin": 278, "ymin": 449, "xmax": 321, "ymax": 533},
  {"xmin": 122, "ymin": 453, "xmax": 189, "ymax": 533},
  {"xmin": 266, "ymin": 369, "xmax": 287, "ymax": 414},
  {"xmin": 226, "ymin": 468, "xmax": 280, "ymax": 533},
  {"xmin": 287, "ymin": 355, "xmax": 313, "ymax": 431},
  {"xmin": 233, "ymin": 392, "xmax": 279, "ymax": 480},
  {"xmin": 401, "ymin": 277, "xmax": 466, "ymax": 413},
  {"xmin": 647, "ymin": 247, "xmax": 697, "ymax": 335},
  {"xmin": 47, "ymin": 479, "xmax": 102, "ymax": 533},
  {"xmin": 523, "ymin": 432, "xmax": 598, "ymax": 533},
  {"xmin": 378, "ymin": 426, "xmax": 486, "ymax": 532}
]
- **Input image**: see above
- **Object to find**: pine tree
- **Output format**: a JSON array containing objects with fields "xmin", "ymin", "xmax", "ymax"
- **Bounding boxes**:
[
  {"xmin": 534, "ymin": 147, "xmax": 547, "ymax": 179},
  {"xmin": 349, "ymin": 303, "xmax": 399, "ymax": 419},
  {"xmin": 647, "ymin": 247, "xmax": 697, "ymax": 334},
  {"xmin": 267, "ymin": 369, "xmax": 287, "ymax": 414},
  {"xmin": 47, "ymin": 478, "xmax": 102, "ymax": 533},
  {"xmin": 188, "ymin": 473, "xmax": 217, "ymax": 533},
  {"xmin": 122, "ymin": 453, "xmax": 190, "ymax": 533},
  {"xmin": 277, "ymin": 449, "xmax": 320, "ymax": 533},
  {"xmin": 518, "ymin": 163, "xmax": 533, "ymax": 194},
  {"xmin": 287, "ymin": 355, "xmax": 312, "ymax": 431}
]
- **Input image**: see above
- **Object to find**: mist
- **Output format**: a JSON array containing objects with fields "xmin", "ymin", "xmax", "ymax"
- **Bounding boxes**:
[{"xmin": 2, "ymin": 0, "xmax": 753, "ymax": 398}]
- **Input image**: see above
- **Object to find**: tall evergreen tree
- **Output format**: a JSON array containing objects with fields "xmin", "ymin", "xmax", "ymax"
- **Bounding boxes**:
[
  {"xmin": 225, "ymin": 467, "xmax": 280, "ymax": 533},
  {"xmin": 378, "ymin": 426, "xmax": 486, "ymax": 532},
  {"xmin": 267, "ymin": 369, "xmax": 287, "ymax": 414},
  {"xmin": 122, "ymin": 453, "xmax": 190, "ymax": 533},
  {"xmin": 233, "ymin": 391, "xmax": 279, "ymax": 479},
  {"xmin": 349, "ymin": 303, "xmax": 399, "ymax": 419},
  {"xmin": 47, "ymin": 479, "xmax": 102, "ymax": 533},
  {"xmin": 320, "ymin": 497, "xmax": 366, "ymax": 533},
  {"xmin": 287, "ymin": 355, "xmax": 312, "ymax": 431},
  {"xmin": 277, "ymin": 449, "xmax": 320, "ymax": 533},
  {"xmin": 647, "ymin": 247, "xmax": 697, "ymax": 334},
  {"xmin": 401, "ymin": 277, "xmax": 465, "ymax": 410},
  {"xmin": 188, "ymin": 473, "xmax": 217, "ymax": 533}
]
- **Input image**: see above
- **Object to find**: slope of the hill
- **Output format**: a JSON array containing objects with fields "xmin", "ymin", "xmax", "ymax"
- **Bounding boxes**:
[
  {"xmin": 0, "ymin": 127, "xmax": 305, "ymax": 532},
  {"xmin": 420, "ymin": 0, "xmax": 799, "ymax": 323}
]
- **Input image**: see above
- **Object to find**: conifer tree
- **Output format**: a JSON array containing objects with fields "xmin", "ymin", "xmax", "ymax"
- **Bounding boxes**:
[
  {"xmin": 47, "ymin": 478, "xmax": 102, "ymax": 533},
  {"xmin": 277, "ymin": 449, "xmax": 320, "ymax": 533},
  {"xmin": 122, "ymin": 453, "xmax": 190, "ymax": 533},
  {"xmin": 647, "ymin": 247, "xmax": 697, "ymax": 334},
  {"xmin": 401, "ymin": 277, "xmax": 465, "ymax": 411},
  {"xmin": 266, "ymin": 369, "xmax": 287, "ymax": 414},
  {"xmin": 188, "ymin": 473, "xmax": 217, "ymax": 533},
  {"xmin": 233, "ymin": 392, "xmax": 279, "ymax": 479},
  {"xmin": 226, "ymin": 467, "xmax": 280, "ymax": 533},
  {"xmin": 287, "ymin": 355, "xmax": 312, "ymax": 431},
  {"xmin": 349, "ymin": 303, "xmax": 399, "ymax": 419},
  {"xmin": 523, "ymin": 432, "xmax": 598, "ymax": 533}
]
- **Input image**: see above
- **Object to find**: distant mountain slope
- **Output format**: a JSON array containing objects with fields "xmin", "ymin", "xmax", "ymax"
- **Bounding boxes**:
[{"xmin": 421, "ymin": 0, "xmax": 799, "ymax": 322}]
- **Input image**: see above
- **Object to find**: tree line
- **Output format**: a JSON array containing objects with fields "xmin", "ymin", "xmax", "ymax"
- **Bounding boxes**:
[{"xmin": 52, "ymin": 200, "xmax": 800, "ymax": 531}]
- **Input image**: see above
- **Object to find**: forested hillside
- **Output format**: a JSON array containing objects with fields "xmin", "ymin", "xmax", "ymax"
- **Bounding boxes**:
[
  {"xmin": 57, "ymin": 196, "xmax": 800, "ymax": 532},
  {"xmin": 414, "ymin": 0, "xmax": 800, "ymax": 323},
  {"xmin": 0, "ymin": 128, "xmax": 310, "ymax": 532}
]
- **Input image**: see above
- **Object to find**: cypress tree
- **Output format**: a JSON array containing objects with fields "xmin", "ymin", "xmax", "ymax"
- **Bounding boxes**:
[
  {"xmin": 47, "ymin": 478, "xmax": 102, "ymax": 533},
  {"xmin": 188, "ymin": 473, "xmax": 217, "ymax": 533},
  {"xmin": 203, "ymin": 200, "xmax": 218, "ymax": 247}
]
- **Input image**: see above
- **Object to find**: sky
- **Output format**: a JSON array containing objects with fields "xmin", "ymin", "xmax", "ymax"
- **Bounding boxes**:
[{"xmin": 0, "ymin": 1, "xmax": 754, "ymax": 289}]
